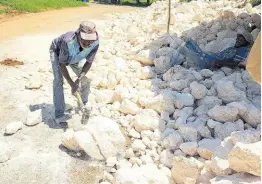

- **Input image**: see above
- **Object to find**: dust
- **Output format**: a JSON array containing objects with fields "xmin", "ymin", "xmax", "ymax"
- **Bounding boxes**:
[{"xmin": 0, "ymin": 58, "xmax": 24, "ymax": 66}]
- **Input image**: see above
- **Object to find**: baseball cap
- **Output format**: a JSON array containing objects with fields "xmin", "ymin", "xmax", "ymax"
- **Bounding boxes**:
[{"xmin": 79, "ymin": 21, "xmax": 97, "ymax": 41}]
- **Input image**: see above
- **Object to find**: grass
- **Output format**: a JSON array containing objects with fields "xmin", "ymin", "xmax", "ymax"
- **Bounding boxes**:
[{"xmin": 0, "ymin": 0, "xmax": 87, "ymax": 13}]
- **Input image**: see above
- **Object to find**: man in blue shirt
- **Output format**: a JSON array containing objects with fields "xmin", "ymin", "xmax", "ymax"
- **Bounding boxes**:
[
  {"xmin": 49, "ymin": 21, "xmax": 99, "ymax": 124},
  {"xmin": 178, "ymin": 32, "xmax": 253, "ymax": 69}
]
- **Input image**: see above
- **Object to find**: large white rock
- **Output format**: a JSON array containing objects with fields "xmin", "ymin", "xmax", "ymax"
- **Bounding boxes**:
[
  {"xmin": 115, "ymin": 164, "xmax": 169, "ymax": 184},
  {"xmin": 74, "ymin": 131, "xmax": 104, "ymax": 160},
  {"xmin": 200, "ymin": 69, "xmax": 214, "ymax": 78},
  {"xmin": 210, "ymin": 173, "xmax": 261, "ymax": 184},
  {"xmin": 179, "ymin": 142, "xmax": 198, "ymax": 156},
  {"xmin": 61, "ymin": 129, "xmax": 82, "ymax": 151},
  {"xmin": 120, "ymin": 99, "xmax": 139, "ymax": 115},
  {"xmin": 197, "ymin": 139, "xmax": 222, "ymax": 160},
  {"xmin": 163, "ymin": 130, "xmax": 183, "ymax": 150},
  {"xmin": 131, "ymin": 139, "xmax": 146, "ymax": 152},
  {"xmin": 95, "ymin": 90, "xmax": 118, "ymax": 104},
  {"xmin": 208, "ymin": 105, "xmax": 238, "ymax": 122},
  {"xmin": 25, "ymin": 109, "xmax": 42, "ymax": 126},
  {"xmin": 134, "ymin": 109, "xmax": 160, "ymax": 132},
  {"xmin": 136, "ymin": 49, "xmax": 154, "ymax": 65},
  {"xmin": 172, "ymin": 156, "xmax": 203, "ymax": 184},
  {"xmin": 170, "ymin": 79, "xmax": 188, "ymax": 91},
  {"xmin": 231, "ymin": 130, "xmax": 261, "ymax": 144},
  {"xmin": 190, "ymin": 81, "xmax": 208, "ymax": 100},
  {"xmin": 160, "ymin": 149, "xmax": 174, "ymax": 168},
  {"xmin": 216, "ymin": 81, "xmax": 246, "ymax": 103},
  {"xmin": 197, "ymin": 96, "xmax": 222, "ymax": 109},
  {"xmin": 229, "ymin": 142, "xmax": 261, "ymax": 176},
  {"xmin": 145, "ymin": 90, "xmax": 176, "ymax": 114},
  {"xmin": 0, "ymin": 142, "xmax": 12, "ymax": 163},
  {"xmin": 240, "ymin": 103, "xmax": 261, "ymax": 127},
  {"xmin": 210, "ymin": 137, "xmax": 234, "ymax": 176},
  {"xmin": 85, "ymin": 116, "xmax": 126, "ymax": 159},
  {"xmin": 5, "ymin": 121, "xmax": 23, "ymax": 135},
  {"xmin": 214, "ymin": 120, "xmax": 244, "ymax": 140},
  {"xmin": 173, "ymin": 92, "xmax": 194, "ymax": 109}
]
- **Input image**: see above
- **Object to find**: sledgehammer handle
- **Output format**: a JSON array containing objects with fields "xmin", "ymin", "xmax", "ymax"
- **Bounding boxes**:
[{"xmin": 73, "ymin": 91, "xmax": 84, "ymax": 109}]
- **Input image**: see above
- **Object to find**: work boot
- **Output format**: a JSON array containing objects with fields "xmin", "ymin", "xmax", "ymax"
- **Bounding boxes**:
[{"xmin": 55, "ymin": 114, "xmax": 72, "ymax": 125}]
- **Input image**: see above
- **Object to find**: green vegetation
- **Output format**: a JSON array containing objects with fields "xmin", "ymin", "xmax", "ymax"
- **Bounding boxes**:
[
  {"xmin": 250, "ymin": 0, "xmax": 261, "ymax": 6},
  {"xmin": 0, "ymin": 0, "xmax": 87, "ymax": 13},
  {"xmin": 120, "ymin": 0, "xmax": 155, "ymax": 6}
]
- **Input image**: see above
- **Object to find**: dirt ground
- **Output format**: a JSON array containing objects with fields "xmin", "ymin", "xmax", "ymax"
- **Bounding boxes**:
[{"xmin": 0, "ymin": 3, "xmax": 135, "ymax": 184}]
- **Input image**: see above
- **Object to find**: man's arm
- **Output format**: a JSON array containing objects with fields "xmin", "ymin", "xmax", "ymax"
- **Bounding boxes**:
[
  {"xmin": 59, "ymin": 63, "xmax": 74, "ymax": 86},
  {"xmin": 78, "ymin": 45, "xmax": 99, "ymax": 79}
]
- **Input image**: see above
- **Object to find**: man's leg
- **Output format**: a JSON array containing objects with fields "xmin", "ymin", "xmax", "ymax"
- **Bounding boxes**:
[
  {"xmin": 70, "ymin": 62, "xmax": 89, "ymax": 105},
  {"xmin": 50, "ymin": 50, "xmax": 65, "ymax": 118}
]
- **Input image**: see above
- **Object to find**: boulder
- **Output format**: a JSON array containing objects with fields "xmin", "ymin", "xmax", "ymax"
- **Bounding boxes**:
[
  {"xmin": 95, "ymin": 90, "xmax": 117, "ymax": 104},
  {"xmin": 172, "ymin": 156, "xmax": 203, "ymax": 184},
  {"xmin": 179, "ymin": 142, "xmax": 198, "ymax": 156},
  {"xmin": 210, "ymin": 173, "xmax": 261, "ymax": 184},
  {"xmin": 197, "ymin": 96, "xmax": 222, "ymax": 109},
  {"xmin": 131, "ymin": 139, "xmax": 146, "ymax": 152},
  {"xmin": 208, "ymin": 105, "xmax": 238, "ymax": 122},
  {"xmin": 61, "ymin": 129, "xmax": 82, "ymax": 151},
  {"xmin": 190, "ymin": 81, "xmax": 208, "ymax": 100},
  {"xmin": 25, "ymin": 109, "xmax": 42, "ymax": 126},
  {"xmin": 197, "ymin": 139, "xmax": 222, "ymax": 160},
  {"xmin": 136, "ymin": 49, "xmax": 154, "ymax": 65},
  {"xmin": 231, "ymin": 130, "xmax": 261, "ymax": 144},
  {"xmin": 85, "ymin": 116, "xmax": 126, "ymax": 159},
  {"xmin": 160, "ymin": 149, "xmax": 174, "ymax": 168},
  {"xmin": 229, "ymin": 142, "xmax": 261, "ymax": 176},
  {"xmin": 214, "ymin": 120, "xmax": 244, "ymax": 140},
  {"xmin": 200, "ymin": 69, "xmax": 214, "ymax": 78},
  {"xmin": 145, "ymin": 90, "xmax": 176, "ymax": 114},
  {"xmin": 163, "ymin": 130, "xmax": 183, "ymax": 150},
  {"xmin": 173, "ymin": 92, "xmax": 194, "ymax": 109},
  {"xmin": 120, "ymin": 99, "xmax": 139, "ymax": 115},
  {"xmin": 5, "ymin": 121, "xmax": 23, "ymax": 135},
  {"xmin": 115, "ymin": 164, "xmax": 169, "ymax": 184},
  {"xmin": 216, "ymin": 81, "xmax": 246, "ymax": 103},
  {"xmin": 170, "ymin": 79, "xmax": 188, "ymax": 91},
  {"xmin": 210, "ymin": 137, "xmax": 234, "ymax": 176},
  {"xmin": 74, "ymin": 131, "xmax": 104, "ymax": 160},
  {"xmin": 134, "ymin": 109, "xmax": 160, "ymax": 132}
]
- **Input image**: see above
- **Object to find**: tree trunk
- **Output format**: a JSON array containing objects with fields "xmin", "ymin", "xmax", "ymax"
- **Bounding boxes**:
[
  {"xmin": 147, "ymin": 0, "xmax": 150, "ymax": 5},
  {"xmin": 167, "ymin": 0, "xmax": 171, "ymax": 33}
]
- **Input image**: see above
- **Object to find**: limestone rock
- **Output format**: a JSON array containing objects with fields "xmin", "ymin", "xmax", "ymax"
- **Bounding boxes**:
[
  {"xmin": 214, "ymin": 120, "xmax": 244, "ymax": 140},
  {"xmin": 208, "ymin": 105, "xmax": 238, "ymax": 122},
  {"xmin": 190, "ymin": 81, "xmax": 208, "ymax": 100},
  {"xmin": 174, "ymin": 92, "xmax": 194, "ymax": 109},
  {"xmin": 216, "ymin": 81, "xmax": 246, "ymax": 103},
  {"xmin": 200, "ymin": 69, "xmax": 214, "ymax": 78},
  {"xmin": 179, "ymin": 142, "xmax": 198, "ymax": 156},
  {"xmin": 210, "ymin": 173, "xmax": 261, "ymax": 184},
  {"xmin": 160, "ymin": 149, "xmax": 174, "ymax": 168},
  {"xmin": 25, "ymin": 109, "xmax": 42, "ymax": 126},
  {"xmin": 197, "ymin": 139, "xmax": 221, "ymax": 160},
  {"xmin": 172, "ymin": 156, "xmax": 204, "ymax": 184},
  {"xmin": 95, "ymin": 90, "xmax": 118, "ymax": 104},
  {"xmin": 61, "ymin": 129, "xmax": 82, "ymax": 151},
  {"xmin": 170, "ymin": 79, "xmax": 188, "ymax": 91},
  {"xmin": 85, "ymin": 116, "xmax": 126, "ymax": 159},
  {"xmin": 163, "ymin": 130, "xmax": 183, "ymax": 150},
  {"xmin": 229, "ymin": 142, "xmax": 261, "ymax": 176},
  {"xmin": 115, "ymin": 164, "xmax": 169, "ymax": 184},
  {"xmin": 106, "ymin": 156, "xmax": 118, "ymax": 167},
  {"xmin": 197, "ymin": 96, "xmax": 222, "ymax": 109},
  {"xmin": 134, "ymin": 109, "xmax": 160, "ymax": 132},
  {"xmin": 120, "ymin": 99, "xmax": 139, "ymax": 115},
  {"xmin": 210, "ymin": 137, "xmax": 234, "ymax": 176},
  {"xmin": 136, "ymin": 49, "xmax": 154, "ymax": 65},
  {"xmin": 5, "ymin": 121, "xmax": 23, "ymax": 135},
  {"xmin": 74, "ymin": 131, "xmax": 104, "ymax": 160},
  {"xmin": 231, "ymin": 130, "xmax": 261, "ymax": 144},
  {"xmin": 131, "ymin": 139, "xmax": 146, "ymax": 152}
]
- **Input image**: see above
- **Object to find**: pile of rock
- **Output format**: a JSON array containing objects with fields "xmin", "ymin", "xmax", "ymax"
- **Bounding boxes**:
[
  {"xmin": 3, "ymin": 0, "xmax": 261, "ymax": 183},
  {"xmin": 65, "ymin": 0, "xmax": 261, "ymax": 183}
]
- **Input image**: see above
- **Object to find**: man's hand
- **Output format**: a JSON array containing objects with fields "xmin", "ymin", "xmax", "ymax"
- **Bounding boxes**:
[{"xmin": 71, "ymin": 79, "xmax": 80, "ymax": 94}]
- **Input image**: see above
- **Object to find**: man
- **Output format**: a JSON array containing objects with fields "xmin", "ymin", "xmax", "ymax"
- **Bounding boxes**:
[
  {"xmin": 49, "ymin": 21, "xmax": 99, "ymax": 124},
  {"xmin": 178, "ymin": 32, "xmax": 253, "ymax": 69}
]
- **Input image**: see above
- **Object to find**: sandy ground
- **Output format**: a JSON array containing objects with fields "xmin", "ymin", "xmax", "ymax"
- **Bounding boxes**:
[{"xmin": 0, "ymin": 4, "xmax": 135, "ymax": 184}]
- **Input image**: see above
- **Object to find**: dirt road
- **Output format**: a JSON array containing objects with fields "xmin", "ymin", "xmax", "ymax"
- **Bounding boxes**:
[
  {"xmin": 0, "ymin": 4, "xmax": 135, "ymax": 184},
  {"xmin": 0, "ymin": 3, "xmax": 135, "ymax": 41}
]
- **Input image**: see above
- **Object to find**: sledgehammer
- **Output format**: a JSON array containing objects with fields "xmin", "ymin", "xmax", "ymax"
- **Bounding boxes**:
[{"xmin": 73, "ymin": 91, "xmax": 90, "ymax": 125}]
